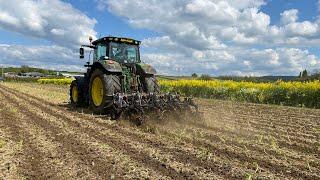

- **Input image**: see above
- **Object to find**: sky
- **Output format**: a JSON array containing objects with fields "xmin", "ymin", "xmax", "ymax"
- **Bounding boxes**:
[{"xmin": 0, "ymin": 0, "xmax": 320, "ymax": 76}]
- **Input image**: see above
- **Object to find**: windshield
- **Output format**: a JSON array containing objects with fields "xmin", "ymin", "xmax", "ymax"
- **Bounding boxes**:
[{"xmin": 109, "ymin": 42, "xmax": 139, "ymax": 63}]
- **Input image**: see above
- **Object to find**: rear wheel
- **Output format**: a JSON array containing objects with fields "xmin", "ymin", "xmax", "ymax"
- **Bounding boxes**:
[
  {"xmin": 144, "ymin": 76, "xmax": 160, "ymax": 94},
  {"xmin": 89, "ymin": 69, "xmax": 121, "ymax": 114},
  {"xmin": 70, "ymin": 78, "xmax": 86, "ymax": 107}
]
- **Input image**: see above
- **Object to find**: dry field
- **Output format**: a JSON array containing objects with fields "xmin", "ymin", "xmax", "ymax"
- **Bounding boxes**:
[{"xmin": 0, "ymin": 82, "xmax": 319, "ymax": 179}]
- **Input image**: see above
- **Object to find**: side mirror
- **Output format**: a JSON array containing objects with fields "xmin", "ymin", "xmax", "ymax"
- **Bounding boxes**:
[{"xmin": 79, "ymin": 47, "xmax": 84, "ymax": 59}]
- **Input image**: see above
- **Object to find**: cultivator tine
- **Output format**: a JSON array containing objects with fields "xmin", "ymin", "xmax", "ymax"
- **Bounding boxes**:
[{"xmin": 110, "ymin": 92, "xmax": 202, "ymax": 123}]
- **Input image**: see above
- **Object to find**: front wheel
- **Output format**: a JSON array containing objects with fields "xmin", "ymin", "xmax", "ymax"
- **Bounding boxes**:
[{"xmin": 70, "ymin": 78, "xmax": 86, "ymax": 107}]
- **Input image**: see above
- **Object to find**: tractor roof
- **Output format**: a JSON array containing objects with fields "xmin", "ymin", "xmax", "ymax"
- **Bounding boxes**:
[{"xmin": 92, "ymin": 36, "xmax": 141, "ymax": 46}]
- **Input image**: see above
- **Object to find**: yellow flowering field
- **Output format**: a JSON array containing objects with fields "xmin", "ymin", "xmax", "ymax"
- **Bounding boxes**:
[
  {"xmin": 160, "ymin": 79, "xmax": 320, "ymax": 108},
  {"xmin": 38, "ymin": 78, "xmax": 74, "ymax": 85},
  {"xmin": 37, "ymin": 78, "xmax": 320, "ymax": 108}
]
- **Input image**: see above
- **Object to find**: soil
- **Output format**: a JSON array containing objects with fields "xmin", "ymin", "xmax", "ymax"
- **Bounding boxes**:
[{"xmin": 0, "ymin": 82, "xmax": 319, "ymax": 179}]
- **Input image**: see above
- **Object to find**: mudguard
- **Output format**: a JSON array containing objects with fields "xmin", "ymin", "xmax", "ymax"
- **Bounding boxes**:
[
  {"xmin": 93, "ymin": 61, "xmax": 122, "ymax": 73},
  {"xmin": 136, "ymin": 63, "xmax": 157, "ymax": 75}
]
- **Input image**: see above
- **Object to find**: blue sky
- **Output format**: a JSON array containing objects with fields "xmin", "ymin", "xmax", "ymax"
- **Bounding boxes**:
[
  {"xmin": 262, "ymin": 0, "xmax": 318, "ymax": 24},
  {"xmin": 0, "ymin": 0, "xmax": 320, "ymax": 76}
]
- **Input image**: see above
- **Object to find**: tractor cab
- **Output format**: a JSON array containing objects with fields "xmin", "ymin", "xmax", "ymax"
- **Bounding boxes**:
[
  {"xmin": 94, "ymin": 37, "xmax": 141, "ymax": 64},
  {"xmin": 80, "ymin": 36, "xmax": 141, "ymax": 64}
]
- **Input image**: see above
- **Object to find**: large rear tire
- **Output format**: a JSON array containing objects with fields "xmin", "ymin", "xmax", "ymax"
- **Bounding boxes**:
[
  {"xmin": 89, "ymin": 69, "xmax": 121, "ymax": 114},
  {"xmin": 70, "ymin": 78, "xmax": 86, "ymax": 107},
  {"xmin": 144, "ymin": 76, "xmax": 160, "ymax": 94}
]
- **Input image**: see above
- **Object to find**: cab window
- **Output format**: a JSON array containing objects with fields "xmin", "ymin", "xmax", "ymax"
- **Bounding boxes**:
[
  {"xmin": 109, "ymin": 42, "xmax": 139, "ymax": 63},
  {"xmin": 96, "ymin": 44, "xmax": 107, "ymax": 60}
]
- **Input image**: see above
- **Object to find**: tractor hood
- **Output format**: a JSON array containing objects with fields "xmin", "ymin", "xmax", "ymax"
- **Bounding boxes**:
[{"xmin": 136, "ymin": 63, "xmax": 157, "ymax": 75}]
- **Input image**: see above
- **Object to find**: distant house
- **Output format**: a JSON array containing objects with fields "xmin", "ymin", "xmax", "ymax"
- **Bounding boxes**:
[
  {"xmin": 61, "ymin": 73, "xmax": 83, "ymax": 78},
  {"xmin": 23, "ymin": 72, "xmax": 45, "ymax": 77},
  {"xmin": 4, "ymin": 72, "xmax": 17, "ymax": 77}
]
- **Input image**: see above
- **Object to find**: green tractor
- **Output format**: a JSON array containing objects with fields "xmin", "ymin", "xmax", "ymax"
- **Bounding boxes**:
[{"xmin": 70, "ymin": 36, "xmax": 198, "ymax": 121}]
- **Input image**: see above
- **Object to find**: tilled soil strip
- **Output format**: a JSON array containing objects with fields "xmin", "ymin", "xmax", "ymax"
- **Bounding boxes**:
[
  {"xmin": 199, "ymin": 99, "xmax": 320, "ymax": 126},
  {"xmin": 1, "ymin": 84, "xmax": 242, "ymax": 179},
  {"xmin": 0, "ymin": 111, "xmax": 22, "ymax": 179},
  {"xmin": 1, "ymin": 84, "xmax": 232, "ymax": 179},
  {"xmin": 201, "ymin": 102, "xmax": 320, "ymax": 138},
  {"xmin": 0, "ymin": 95, "xmax": 125, "ymax": 179},
  {"xmin": 193, "ymin": 114, "xmax": 319, "ymax": 155},
  {"xmin": 3, "ymin": 85, "xmax": 320, "ymax": 179},
  {"xmin": 0, "ymin": 89, "xmax": 171, "ymax": 179},
  {"xmin": 8, "ymin": 84, "xmax": 316, "ymax": 180},
  {"xmin": 0, "ymin": 86, "xmax": 184, "ymax": 179},
  {"xmin": 234, "ymin": 103, "xmax": 320, "ymax": 125},
  {"xmin": 0, "ymin": 99, "xmax": 108, "ymax": 179},
  {"xmin": 167, "ymin": 122, "xmax": 320, "ymax": 171},
  {"xmin": 163, "ymin": 128, "xmax": 320, "ymax": 179},
  {"xmin": 188, "ymin": 120, "xmax": 319, "ymax": 159},
  {"xmin": 0, "ymin": 106, "xmax": 61, "ymax": 179},
  {"xmin": 204, "ymin": 108, "xmax": 318, "ymax": 141}
]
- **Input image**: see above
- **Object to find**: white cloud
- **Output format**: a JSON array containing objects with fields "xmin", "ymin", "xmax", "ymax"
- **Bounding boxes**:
[
  {"xmin": 0, "ymin": 44, "xmax": 84, "ymax": 72},
  {"xmin": 185, "ymin": 0, "xmax": 238, "ymax": 24},
  {"xmin": 106, "ymin": 0, "xmax": 273, "ymax": 47},
  {"xmin": 285, "ymin": 21, "xmax": 318, "ymax": 37},
  {"xmin": 106, "ymin": 0, "xmax": 320, "ymax": 47},
  {"xmin": 0, "ymin": 0, "xmax": 98, "ymax": 72},
  {"xmin": 102, "ymin": 0, "xmax": 320, "ymax": 75},
  {"xmin": 95, "ymin": 0, "xmax": 109, "ymax": 11},
  {"xmin": 1, "ymin": 0, "xmax": 319, "ymax": 76},
  {"xmin": 281, "ymin": 9, "xmax": 298, "ymax": 24},
  {"xmin": 141, "ymin": 36, "xmax": 320, "ymax": 76},
  {"xmin": 0, "ymin": 0, "xmax": 97, "ymax": 48}
]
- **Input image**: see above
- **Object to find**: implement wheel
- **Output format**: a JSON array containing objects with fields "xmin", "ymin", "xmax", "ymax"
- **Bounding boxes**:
[{"xmin": 89, "ymin": 69, "xmax": 121, "ymax": 114}]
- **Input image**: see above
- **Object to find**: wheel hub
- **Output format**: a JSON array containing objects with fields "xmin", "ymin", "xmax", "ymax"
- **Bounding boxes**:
[
  {"xmin": 91, "ymin": 77, "xmax": 104, "ymax": 106},
  {"xmin": 72, "ymin": 85, "xmax": 78, "ymax": 103}
]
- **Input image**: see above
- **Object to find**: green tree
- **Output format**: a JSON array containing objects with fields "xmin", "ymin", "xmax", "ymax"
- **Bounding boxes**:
[
  {"xmin": 199, "ymin": 74, "xmax": 212, "ymax": 81},
  {"xmin": 302, "ymin": 69, "xmax": 308, "ymax": 78},
  {"xmin": 191, "ymin": 73, "xmax": 198, "ymax": 78}
]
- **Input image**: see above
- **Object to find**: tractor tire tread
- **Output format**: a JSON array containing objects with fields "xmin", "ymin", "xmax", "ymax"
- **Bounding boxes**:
[{"xmin": 70, "ymin": 78, "xmax": 87, "ymax": 107}]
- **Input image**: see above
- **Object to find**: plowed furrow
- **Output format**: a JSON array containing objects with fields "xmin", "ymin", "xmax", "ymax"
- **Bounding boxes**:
[
  {"xmin": 204, "ymin": 108, "xmax": 319, "ymax": 140},
  {"xmin": 0, "ymin": 90, "xmax": 167, "ymax": 179},
  {"xmin": 162, "ymin": 129, "xmax": 319, "ymax": 179},
  {"xmin": 0, "ymin": 106, "xmax": 60, "ymax": 179},
  {"xmin": 0, "ymin": 86, "xmax": 289, "ymax": 179},
  {"xmin": 234, "ymin": 113, "xmax": 319, "ymax": 138},
  {"xmin": 1, "ymin": 85, "xmax": 236, "ymax": 179},
  {"xmin": 178, "ymin": 124, "xmax": 320, "ymax": 169},
  {"xmin": 236, "ymin": 103, "xmax": 320, "ymax": 124},
  {"xmin": 200, "ymin": 100, "xmax": 320, "ymax": 128},
  {"xmin": 189, "ymin": 120, "xmax": 319, "ymax": 156},
  {"xmin": 197, "ymin": 112, "xmax": 318, "ymax": 152},
  {"xmin": 2, "ymin": 83, "xmax": 319, "ymax": 179},
  {"xmin": 0, "ymin": 86, "xmax": 187, "ymax": 179},
  {"xmin": 0, "ymin": 113, "xmax": 22, "ymax": 179},
  {"xmin": 1, "ymin": 84, "xmax": 246, "ymax": 179}
]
